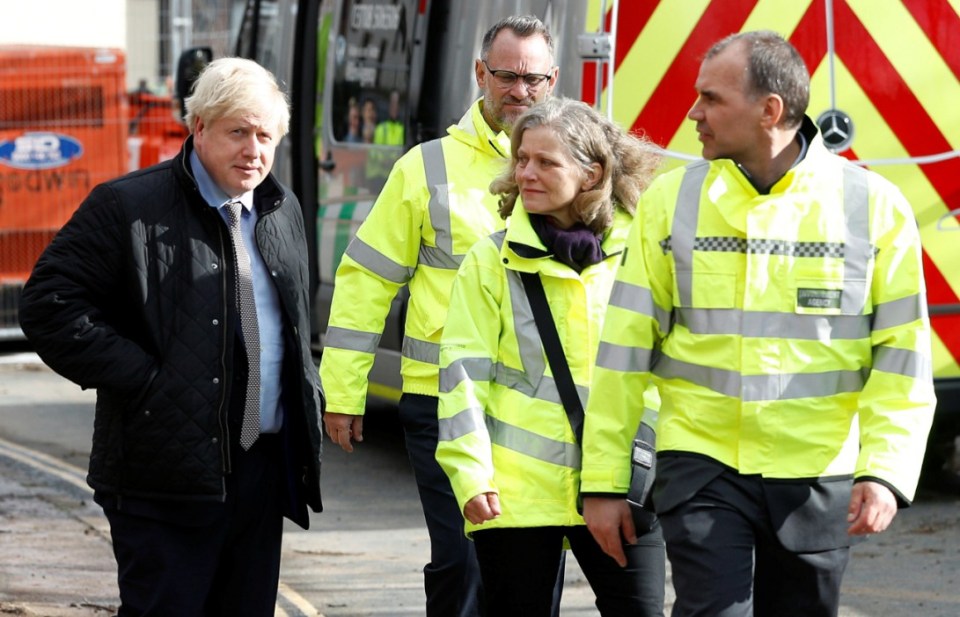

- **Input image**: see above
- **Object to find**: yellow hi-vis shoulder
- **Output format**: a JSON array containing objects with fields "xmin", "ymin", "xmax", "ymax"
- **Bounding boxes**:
[{"xmin": 319, "ymin": 100, "xmax": 510, "ymax": 414}]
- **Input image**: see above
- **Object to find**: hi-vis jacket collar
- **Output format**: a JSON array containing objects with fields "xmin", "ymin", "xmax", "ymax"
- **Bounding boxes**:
[{"xmin": 447, "ymin": 98, "xmax": 511, "ymax": 161}]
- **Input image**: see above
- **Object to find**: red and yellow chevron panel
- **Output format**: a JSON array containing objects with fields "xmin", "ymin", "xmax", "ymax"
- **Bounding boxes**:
[{"xmin": 589, "ymin": 0, "xmax": 960, "ymax": 381}]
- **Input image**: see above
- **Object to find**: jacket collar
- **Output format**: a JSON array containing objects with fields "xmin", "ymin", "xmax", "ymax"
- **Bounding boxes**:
[
  {"xmin": 773, "ymin": 115, "xmax": 844, "ymax": 188},
  {"xmin": 173, "ymin": 135, "xmax": 286, "ymax": 215},
  {"xmin": 711, "ymin": 115, "xmax": 839, "ymax": 195},
  {"xmin": 446, "ymin": 98, "xmax": 511, "ymax": 160},
  {"xmin": 502, "ymin": 203, "xmax": 632, "ymax": 276},
  {"xmin": 189, "ymin": 149, "xmax": 254, "ymax": 211}
]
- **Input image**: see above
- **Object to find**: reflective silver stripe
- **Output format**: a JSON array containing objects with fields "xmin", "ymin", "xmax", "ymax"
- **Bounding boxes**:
[
  {"xmin": 345, "ymin": 237, "xmax": 414, "ymax": 284},
  {"xmin": 492, "ymin": 363, "xmax": 589, "ymax": 408},
  {"xmin": 677, "ymin": 307, "xmax": 870, "ymax": 340},
  {"xmin": 873, "ymin": 346, "xmax": 931, "ymax": 380},
  {"xmin": 485, "ymin": 414, "xmax": 581, "ymax": 469},
  {"xmin": 872, "ymin": 294, "xmax": 925, "ymax": 330},
  {"xmin": 505, "ymin": 268, "xmax": 547, "ymax": 384},
  {"xmin": 670, "ymin": 161, "xmax": 873, "ymax": 321},
  {"xmin": 439, "ymin": 404, "xmax": 582, "ymax": 468},
  {"xmin": 595, "ymin": 341, "xmax": 655, "ymax": 373},
  {"xmin": 402, "ymin": 336, "xmax": 440, "ymax": 365},
  {"xmin": 506, "ymin": 268, "xmax": 593, "ymax": 409},
  {"xmin": 654, "ymin": 356, "xmax": 737, "ymax": 397},
  {"xmin": 419, "ymin": 244, "xmax": 463, "ymax": 270},
  {"xmin": 842, "ymin": 163, "xmax": 871, "ymax": 314},
  {"xmin": 608, "ymin": 281, "xmax": 672, "ymax": 334},
  {"xmin": 421, "ymin": 139, "xmax": 457, "ymax": 266},
  {"xmin": 499, "ymin": 268, "xmax": 591, "ymax": 408},
  {"xmin": 490, "ymin": 230, "xmax": 507, "ymax": 250},
  {"xmin": 439, "ymin": 357, "xmax": 496, "ymax": 394},
  {"xmin": 673, "ymin": 160, "xmax": 710, "ymax": 306},
  {"xmin": 439, "ymin": 406, "xmax": 485, "ymax": 442},
  {"xmin": 609, "ymin": 280, "xmax": 654, "ymax": 315},
  {"xmin": 324, "ymin": 326, "xmax": 380, "ymax": 354},
  {"xmin": 441, "ymin": 253, "xmax": 591, "ymax": 403},
  {"xmin": 654, "ymin": 355, "xmax": 867, "ymax": 401},
  {"xmin": 759, "ymin": 369, "xmax": 867, "ymax": 400},
  {"xmin": 642, "ymin": 407, "xmax": 659, "ymax": 427}
]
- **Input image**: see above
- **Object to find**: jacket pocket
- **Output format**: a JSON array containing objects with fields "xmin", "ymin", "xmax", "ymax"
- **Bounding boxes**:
[{"xmin": 677, "ymin": 271, "xmax": 737, "ymax": 308}]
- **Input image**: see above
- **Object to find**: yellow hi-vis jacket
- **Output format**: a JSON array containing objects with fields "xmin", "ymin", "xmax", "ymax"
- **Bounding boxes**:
[
  {"xmin": 438, "ymin": 206, "xmax": 646, "ymax": 533},
  {"xmin": 319, "ymin": 100, "xmax": 510, "ymax": 413},
  {"xmin": 581, "ymin": 121, "xmax": 936, "ymax": 503}
]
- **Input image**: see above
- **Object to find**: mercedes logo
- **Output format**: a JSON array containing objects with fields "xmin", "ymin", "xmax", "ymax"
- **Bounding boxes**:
[{"xmin": 816, "ymin": 109, "xmax": 854, "ymax": 152}]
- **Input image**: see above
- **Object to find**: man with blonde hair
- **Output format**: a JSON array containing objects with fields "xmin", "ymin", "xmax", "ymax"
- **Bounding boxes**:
[{"xmin": 20, "ymin": 57, "xmax": 324, "ymax": 615}]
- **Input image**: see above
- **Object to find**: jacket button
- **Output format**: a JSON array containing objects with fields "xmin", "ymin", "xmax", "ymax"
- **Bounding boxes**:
[
  {"xmin": 212, "ymin": 319, "xmax": 219, "ymax": 326},
  {"xmin": 271, "ymin": 270, "xmax": 278, "ymax": 277},
  {"xmin": 212, "ymin": 437, "xmax": 219, "ymax": 444},
  {"xmin": 212, "ymin": 377, "xmax": 220, "ymax": 384},
  {"xmin": 211, "ymin": 263, "xmax": 219, "ymax": 270},
  {"xmin": 144, "ymin": 410, "xmax": 151, "ymax": 417},
  {"xmin": 502, "ymin": 258, "xmax": 509, "ymax": 264}
]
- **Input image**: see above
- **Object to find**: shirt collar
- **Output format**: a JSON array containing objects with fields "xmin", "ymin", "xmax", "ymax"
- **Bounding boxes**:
[
  {"xmin": 190, "ymin": 150, "xmax": 254, "ymax": 211},
  {"xmin": 792, "ymin": 129, "xmax": 809, "ymax": 168},
  {"xmin": 734, "ymin": 126, "xmax": 810, "ymax": 192}
]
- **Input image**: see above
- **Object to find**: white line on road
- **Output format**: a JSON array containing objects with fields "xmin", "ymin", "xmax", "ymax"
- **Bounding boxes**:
[
  {"xmin": 278, "ymin": 582, "xmax": 322, "ymax": 616},
  {"xmin": 0, "ymin": 352, "xmax": 43, "ymax": 365},
  {"xmin": 0, "ymin": 435, "xmax": 90, "ymax": 493},
  {"xmin": 0, "ymin": 436, "xmax": 322, "ymax": 616}
]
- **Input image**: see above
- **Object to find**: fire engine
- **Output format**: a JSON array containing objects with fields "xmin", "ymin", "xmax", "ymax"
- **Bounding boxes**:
[{"xmin": 191, "ymin": 0, "xmax": 960, "ymax": 477}]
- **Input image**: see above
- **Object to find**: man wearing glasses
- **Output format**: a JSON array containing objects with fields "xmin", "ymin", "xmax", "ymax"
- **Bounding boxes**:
[{"xmin": 319, "ymin": 15, "xmax": 557, "ymax": 617}]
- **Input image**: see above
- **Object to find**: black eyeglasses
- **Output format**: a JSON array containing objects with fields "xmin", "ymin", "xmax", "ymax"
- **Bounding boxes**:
[{"xmin": 482, "ymin": 60, "xmax": 554, "ymax": 89}]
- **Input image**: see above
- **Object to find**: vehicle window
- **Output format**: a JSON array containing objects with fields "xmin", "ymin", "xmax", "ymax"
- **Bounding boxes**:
[
  {"xmin": 330, "ymin": 0, "xmax": 413, "ymax": 150},
  {"xmin": 235, "ymin": 0, "xmax": 283, "ymax": 70}
]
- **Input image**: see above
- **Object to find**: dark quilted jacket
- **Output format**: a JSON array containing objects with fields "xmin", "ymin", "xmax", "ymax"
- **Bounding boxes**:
[{"xmin": 19, "ymin": 138, "xmax": 323, "ymax": 523}]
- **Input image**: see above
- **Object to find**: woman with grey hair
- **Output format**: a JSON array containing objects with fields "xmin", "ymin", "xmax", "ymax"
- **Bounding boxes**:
[{"xmin": 437, "ymin": 97, "xmax": 665, "ymax": 616}]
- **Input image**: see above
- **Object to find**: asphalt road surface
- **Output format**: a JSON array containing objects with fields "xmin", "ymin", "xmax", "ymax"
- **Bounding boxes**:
[{"xmin": 1, "ymin": 349, "xmax": 958, "ymax": 616}]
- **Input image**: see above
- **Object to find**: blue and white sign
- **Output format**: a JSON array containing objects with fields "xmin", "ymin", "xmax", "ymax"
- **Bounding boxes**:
[{"xmin": 0, "ymin": 132, "xmax": 84, "ymax": 170}]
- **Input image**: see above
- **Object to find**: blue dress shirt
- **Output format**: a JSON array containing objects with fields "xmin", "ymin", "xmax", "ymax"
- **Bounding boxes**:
[{"xmin": 190, "ymin": 151, "xmax": 285, "ymax": 434}]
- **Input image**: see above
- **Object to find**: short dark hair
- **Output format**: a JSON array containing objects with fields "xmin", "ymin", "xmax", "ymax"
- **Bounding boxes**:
[
  {"xmin": 706, "ymin": 30, "xmax": 810, "ymax": 128},
  {"xmin": 480, "ymin": 15, "xmax": 555, "ymax": 64}
]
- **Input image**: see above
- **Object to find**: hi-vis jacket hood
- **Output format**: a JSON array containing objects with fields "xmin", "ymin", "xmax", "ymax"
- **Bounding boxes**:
[
  {"xmin": 581, "ymin": 118, "xmax": 936, "ymax": 503},
  {"xmin": 320, "ymin": 100, "xmax": 511, "ymax": 413},
  {"xmin": 437, "ymin": 206, "xmax": 635, "ymax": 533}
]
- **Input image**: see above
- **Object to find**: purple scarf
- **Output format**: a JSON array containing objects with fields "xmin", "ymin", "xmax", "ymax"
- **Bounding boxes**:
[{"xmin": 529, "ymin": 214, "xmax": 604, "ymax": 273}]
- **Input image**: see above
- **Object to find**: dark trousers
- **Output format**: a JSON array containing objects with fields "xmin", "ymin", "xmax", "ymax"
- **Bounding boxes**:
[
  {"xmin": 472, "ymin": 524, "xmax": 665, "ymax": 617},
  {"xmin": 398, "ymin": 393, "xmax": 484, "ymax": 617},
  {"xmin": 103, "ymin": 434, "xmax": 284, "ymax": 616},
  {"xmin": 660, "ymin": 469, "xmax": 850, "ymax": 617}
]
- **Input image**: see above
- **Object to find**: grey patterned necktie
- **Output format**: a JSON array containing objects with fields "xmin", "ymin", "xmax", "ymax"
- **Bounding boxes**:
[{"xmin": 224, "ymin": 201, "xmax": 261, "ymax": 450}]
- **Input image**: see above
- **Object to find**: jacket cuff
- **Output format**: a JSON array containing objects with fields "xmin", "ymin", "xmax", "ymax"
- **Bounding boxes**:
[
  {"xmin": 854, "ymin": 475, "xmax": 911, "ymax": 508},
  {"xmin": 579, "ymin": 465, "xmax": 631, "ymax": 494}
]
